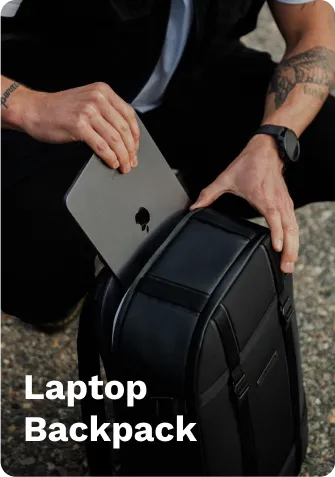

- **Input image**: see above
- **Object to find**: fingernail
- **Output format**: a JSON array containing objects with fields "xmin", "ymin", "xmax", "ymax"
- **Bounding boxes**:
[
  {"xmin": 284, "ymin": 262, "xmax": 294, "ymax": 273},
  {"xmin": 125, "ymin": 164, "xmax": 131, "ymax": 173},
  {"xmin": 131, "ymin": 156, "xmax": 138, "ymax": 167},
  {"xmin": 276, "ymin": 240, "xmax": 283, "ymax": 251},
  {"xmin": 113, "ymin": 161, "xmax": 120, "ymax": 169}
]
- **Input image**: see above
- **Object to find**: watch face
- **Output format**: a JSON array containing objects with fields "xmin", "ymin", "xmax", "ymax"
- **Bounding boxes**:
[{"xmin": 284, "ymin": 129, "xmax": 300, "ymax": 163}]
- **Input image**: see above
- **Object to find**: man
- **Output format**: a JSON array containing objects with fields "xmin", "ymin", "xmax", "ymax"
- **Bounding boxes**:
[{"xmin": 1, "ymin": 0, "xmax": 335, "ymax": 326}]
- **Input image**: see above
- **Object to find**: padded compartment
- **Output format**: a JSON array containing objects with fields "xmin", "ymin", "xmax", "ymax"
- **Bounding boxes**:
[
  {"xmin": 224, "ymin": 246, "xmax": 276, "ymax": 350},
  {"xmin": 119, "ymin": 293, "xmax": 198, "ymax": 395},
  {"xmin": 197, "ymin": 321, "xmax": 228, "ymax": 395},
  {"xmin": 197, "ymin": 386, "xmax": 243, "ymax": 476},
  {"xmin": 241, "ymin": 298, "xmax": 293, "ymax": 476},
  {"xmin": 150, "ymin": 220, "xmax": 248, "ymax": 294}
]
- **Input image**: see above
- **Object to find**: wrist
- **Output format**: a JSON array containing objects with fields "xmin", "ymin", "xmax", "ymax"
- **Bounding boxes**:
[
  {"xmin": 4, "ymin": 86, "xmax": 47, "ymax": 133},
  {"xmin": 261, "ymin": 116, "xmax": 301, "ymax": 138},
  {"xmin": 254, "ymin": 123, "xmax": 301, "ymax": 167},
  {"xmin": 2, "ymin": 85, "xmax": 28, "ymax": 130},
  {"xmin": 248, "ymin": 134, "xmax": 285, "ymax": 171}
]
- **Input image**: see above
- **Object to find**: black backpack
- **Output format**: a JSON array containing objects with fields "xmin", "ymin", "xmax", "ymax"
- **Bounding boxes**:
[{"xmin": 78, "ymin": 208, "xmax": 308, "ymax": 476}]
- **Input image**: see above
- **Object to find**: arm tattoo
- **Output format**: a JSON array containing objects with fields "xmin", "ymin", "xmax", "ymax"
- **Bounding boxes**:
[
  {"xmin": 268, "ymin": 46, "xmax": 335, "ymax": 109},
  {"xmin": 303, "ymin": 85, "xmax": 328, "ymax": 101},
  {"xmin": 1, "ymin": 82, "xmax": 20, "ymax": 109}
]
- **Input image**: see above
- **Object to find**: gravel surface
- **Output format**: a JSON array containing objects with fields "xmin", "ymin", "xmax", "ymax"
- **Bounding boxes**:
[{"xmin": 1, "ymin": 5, "xmax": 334, "ymax": 477}]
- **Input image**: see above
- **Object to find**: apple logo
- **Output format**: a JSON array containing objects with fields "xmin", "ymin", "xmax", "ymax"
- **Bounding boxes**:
[{"xmin": 135, "ymin": 207, "xmax": 150, "ymax": 233}]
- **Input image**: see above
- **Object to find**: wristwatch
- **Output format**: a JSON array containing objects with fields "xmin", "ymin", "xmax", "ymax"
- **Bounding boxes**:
[{"xmin": 254, "ymin": 125, "xmax": 300, "ymax": 165}]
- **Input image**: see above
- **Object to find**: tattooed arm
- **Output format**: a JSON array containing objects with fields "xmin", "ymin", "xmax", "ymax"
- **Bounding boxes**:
[
  {"xmin": 264, "ymin": 0, "xmax": 335, "ymax": 136},
  {"xmin": 191, "ymin": 0, "xmax": 335, "ymax": 274},
  {"xmin": 268, "ymin": 47, "xmax": 335, "ymax": 109},
  {"xmin": 1, "ymin": 75, "xmax": 31, "ymax": 130}
]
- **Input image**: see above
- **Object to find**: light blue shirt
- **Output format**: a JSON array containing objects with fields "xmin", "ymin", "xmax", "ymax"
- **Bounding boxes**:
[{"xmin": 131, "ymin": 0, "xmax": 315, "ymax": 114}]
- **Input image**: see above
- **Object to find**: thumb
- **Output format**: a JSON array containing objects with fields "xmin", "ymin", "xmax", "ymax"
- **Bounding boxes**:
[{"xmin": 190, "ymin": 178, "xmax": 228, "ymax": 211}]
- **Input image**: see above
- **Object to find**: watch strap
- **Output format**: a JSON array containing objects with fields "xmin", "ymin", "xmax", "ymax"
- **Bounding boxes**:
[
  {"xmin": 253, "ymin": 125, "xmax": 300, "ymax": 165},
  {"xmin": 253, "ymin": 125, "xmax": 289, "ymax": 165},
  {"xmin": 255, "ymin": 125, "xmax": 286, "ymax": 138}
]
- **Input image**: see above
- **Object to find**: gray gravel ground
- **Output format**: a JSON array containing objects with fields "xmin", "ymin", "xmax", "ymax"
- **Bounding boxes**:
[{"xmin": 1, "ymin": 5, "xmax": 335, "ymax": 477}]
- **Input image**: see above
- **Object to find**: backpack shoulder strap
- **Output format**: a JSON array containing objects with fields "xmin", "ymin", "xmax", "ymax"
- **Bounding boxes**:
[{"xmin": 264, "ymin": 242, "xmax": 304, "ymax": 474}]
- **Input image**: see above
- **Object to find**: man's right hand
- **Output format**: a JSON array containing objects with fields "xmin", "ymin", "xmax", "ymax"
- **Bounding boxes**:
[{"xmin": 21, "ymin": 82, "xmax": 140, "ymax": 173}]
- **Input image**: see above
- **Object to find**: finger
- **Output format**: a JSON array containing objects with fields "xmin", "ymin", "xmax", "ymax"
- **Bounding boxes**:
[
  {"xmin": 264, "ymin": 208, "xmax": 284, "ymax": 253},
  {"xmin": 105, "ymin": 87, "xmax": 140, "ymax": 145},
  {"xmin": 190, "ymin": 175, "xmax": 229, "ymax": 210},
  {"xmin": 82, "ymin": 125, "xmax": 120, "ymax": 169},
  {"xmin": 281, "ymin": 208, "xmax": 299, "ymax": 274},
  {"xmin": 91, "ymin": 116, "xmax": 131, "ymax": 173},
  {"xmin": 100, "ymin": 103, "xmax": 138, "ymax": 167}
]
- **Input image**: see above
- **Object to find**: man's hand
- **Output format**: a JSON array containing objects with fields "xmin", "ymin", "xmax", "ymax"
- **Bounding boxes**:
[
  {"xmin": 190, "ymin": 135, "xmax": 299, "ymax": 274},
  {"xmin": 20, "ymin": 82, "xmax": 140, "ymax": 174}
]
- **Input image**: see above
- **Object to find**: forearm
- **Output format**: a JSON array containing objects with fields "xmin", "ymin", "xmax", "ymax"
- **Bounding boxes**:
[
  {"xmin": 1, "ymin": 75, "xmax": 35, "ymax": 130},
  {"xmin": 263, "ymin": 36, "xmax": 335, "ymax": 136}
]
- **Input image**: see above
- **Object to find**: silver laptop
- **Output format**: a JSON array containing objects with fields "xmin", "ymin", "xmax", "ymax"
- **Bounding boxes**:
[{"xmin": 65, "ymin": 115, "xmax": 190, "ymax": 286}]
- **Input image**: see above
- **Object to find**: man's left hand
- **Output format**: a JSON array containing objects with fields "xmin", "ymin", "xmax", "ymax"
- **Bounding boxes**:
[{"xmin": 190, "ymin": 135, "xmax": 299, "ymax": 274}]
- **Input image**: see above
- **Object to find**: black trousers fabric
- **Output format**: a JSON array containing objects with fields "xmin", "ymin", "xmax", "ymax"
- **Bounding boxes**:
[{"xmin": 2, "ymin": 45, "xmax": 335, "ymax": 323}]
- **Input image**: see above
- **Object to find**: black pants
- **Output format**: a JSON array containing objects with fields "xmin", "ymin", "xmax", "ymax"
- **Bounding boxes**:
[{"xmin": 2, "ymin": 46, "xmax": 335, "ymax": 323}]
